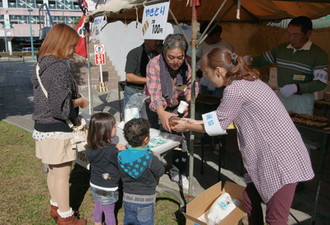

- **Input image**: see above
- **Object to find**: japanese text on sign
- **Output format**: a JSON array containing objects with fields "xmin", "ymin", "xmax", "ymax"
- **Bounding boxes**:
[
  {"xmin": 145, "ymin": 5, "xmax": 166, "ymax": 17},
  {"xmin": 94, "ymin": 44, "xmax": 106, "ymax": 65},
  {"xmin": 141, "ymin": 2, "xmax": 169, "ymax": 40}
]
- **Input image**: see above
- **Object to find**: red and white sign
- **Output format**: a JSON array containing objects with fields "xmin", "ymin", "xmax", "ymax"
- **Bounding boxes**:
[
  {"xmin": 95, "ymin": 53, "xmax": 106, "ymax": 65},
  {"xmin": 94, "ymin": 44, "xmax": 106, "ymax": 65}
]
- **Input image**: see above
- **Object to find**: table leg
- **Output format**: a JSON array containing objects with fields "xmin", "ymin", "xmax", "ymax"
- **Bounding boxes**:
[
  {"xmin": 310, "ymin": 135, "xmax": 329, "ymax": 225},
  {"xmin": 201, "ymin": 134, "xmax": 205, "ymax": 175},
  {"xmin": 218, "ymin": 136, "xmax": 226, "ymax": 181}
]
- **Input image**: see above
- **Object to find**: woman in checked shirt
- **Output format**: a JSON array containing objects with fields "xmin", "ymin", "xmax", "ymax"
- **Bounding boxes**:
[{"xmin": 173, "ymin": 46, "xmax": 314, "ymax": 225}]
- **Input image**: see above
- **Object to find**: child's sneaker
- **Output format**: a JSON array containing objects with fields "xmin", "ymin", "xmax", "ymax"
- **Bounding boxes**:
[
  {"xmin": 180, "ymin": 175, "xmax": 190, "ymax": 190},
  {"xmin": 169, "ymin": 166, "xmax": 180, "ymax": 182}
]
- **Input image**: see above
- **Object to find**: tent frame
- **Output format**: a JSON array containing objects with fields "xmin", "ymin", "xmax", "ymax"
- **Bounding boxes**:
[
  {"xmin": 84, "ymin": 2, "xmax": 328, "ymax": 224},
  {"xmin": 85, "ymin": 0, "xmax": 233, "ymax": 197}
]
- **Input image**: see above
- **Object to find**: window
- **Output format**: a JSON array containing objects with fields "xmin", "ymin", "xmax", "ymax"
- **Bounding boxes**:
[
  {"xmin": 56, "ymin": 0, "xmax": 64, "ymax": 9},
  {"xmin": 36, "ymin": 15, "xmax": 44, "ymax": 23},
  {"xmin": 27, "ymin": 0, "xmax": 35, "ymax": 8},
  {"xmin": 73, "ymin": 2, "xmax": 80, "ymax": 10},
  {"xmin": 53, "ymin": 16, "xmax": 64, "ymax": 23},
  {"xmin": 49, "ymin": 0, "xmax": 55, "ymax": 9},
  {"xmin": 9, "ymin": 15, "xmax": 19, "ymax": 24},
  {"xmin": 9, "ymin": 15, "xmax": 40, "ymax": 24},
  {"xmin": 36, "ymin": 0, "xmax": 43, "ymax": 8},
  {"xmin": 17, "ymin": 0, "xmax": 26, "ymax": 8},
  {"xmin": 22, "ymin": 47, "xmax": 39, "ymax": 52},
  {"xmin": 18, "ymin": 15, "xmax": 26, "ymax": 24},
  {"xmin": 8, "ymin": 0, "xmax": 17, "ymax": 8},
  {"xmin": 64, "ymin": 0, "xmax": 73, "ymax": 9}
]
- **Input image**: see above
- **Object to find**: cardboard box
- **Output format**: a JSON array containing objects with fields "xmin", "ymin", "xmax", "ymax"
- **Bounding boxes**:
[{"xmin": 184, "ymin": 181, "xmax": 246, "ymax": 225}]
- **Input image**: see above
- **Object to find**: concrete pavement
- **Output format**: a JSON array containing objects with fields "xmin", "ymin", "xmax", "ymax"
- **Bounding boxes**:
[{"xmin": 1, "ymin": 59, "xmax": 329, "ymax": 224}]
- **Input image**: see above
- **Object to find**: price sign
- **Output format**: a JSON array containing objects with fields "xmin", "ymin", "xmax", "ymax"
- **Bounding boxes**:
[{"xmin": 141, "ymin": 2, "xmax": 169, "ymax": 40}]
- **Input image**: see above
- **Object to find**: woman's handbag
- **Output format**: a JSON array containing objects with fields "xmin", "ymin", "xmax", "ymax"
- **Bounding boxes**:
[
  {"xmin": 36, "ymin": 64, "xmax": 87, "ymax": 152},
  {"xmin": 66, "ymin": 116, "xmax": 88, "ymax": 152}
]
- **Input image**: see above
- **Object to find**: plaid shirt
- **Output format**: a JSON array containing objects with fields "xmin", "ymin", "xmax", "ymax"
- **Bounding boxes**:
[
  {"xmin": 217, "ymin": 79, "xmax": 314, "ymax": 203},
  {"xmin": 144, "ymin": 54, "xmax": 197, "ymax": 111}
]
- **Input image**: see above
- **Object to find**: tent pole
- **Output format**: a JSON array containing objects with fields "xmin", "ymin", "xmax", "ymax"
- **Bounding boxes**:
[
  {"xmin": 85, "ymin": 29, "xmax": 94, "ymax": 115},
  {"xmin": 188, "ymin": 0, "xmax": 198, "ymax": 199},
  {"xmin": 197, "ymin": 0, "xmax": 229, "ymax": 47},
  {"xmin": 169, "ymin": 9, "xmax": 190, "ymax": 45}
]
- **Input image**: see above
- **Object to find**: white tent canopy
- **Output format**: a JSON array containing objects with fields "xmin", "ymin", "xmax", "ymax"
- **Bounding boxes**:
[{"xmin": 86, "ymin": 0, "xmax": 330, "ymax": 24}]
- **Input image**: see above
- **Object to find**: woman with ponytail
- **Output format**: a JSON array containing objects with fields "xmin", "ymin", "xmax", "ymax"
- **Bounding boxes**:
[{"xmin": 173, "ymin": 47, "xmax": 314, "ymax": 225}]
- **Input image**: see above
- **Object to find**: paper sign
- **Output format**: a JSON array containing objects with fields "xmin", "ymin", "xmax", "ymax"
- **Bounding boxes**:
[
  {"xmin": 141, "ymin": 2, "xmax": 169, "ymax": 40},
  {"xmin": 91, "ymin": 16, "xmax": 103, "ymax": 40},
  {"xmin": 94, "ymin": 44, "xmax": 106, "ymax": 65}
]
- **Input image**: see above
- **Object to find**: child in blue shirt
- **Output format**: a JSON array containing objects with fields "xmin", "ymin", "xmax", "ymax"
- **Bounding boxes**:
[{"xmin": 118, "ymin": 118, "xmax": 165, "ymax": 225}]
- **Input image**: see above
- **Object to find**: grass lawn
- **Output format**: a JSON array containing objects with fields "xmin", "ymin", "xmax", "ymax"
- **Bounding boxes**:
[{"xmin": 0, "ymin": 121, "xmax": 186, "ymax": 225}]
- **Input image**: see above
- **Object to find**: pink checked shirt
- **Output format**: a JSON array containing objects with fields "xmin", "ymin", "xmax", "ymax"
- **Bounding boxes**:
[
  {"xmin": 217, "ymin": 79, "xmax": 314, "ymax": 203},
  {"xmin": 144, "ymin": 55, "xmax": 196, "ymax": 111}
]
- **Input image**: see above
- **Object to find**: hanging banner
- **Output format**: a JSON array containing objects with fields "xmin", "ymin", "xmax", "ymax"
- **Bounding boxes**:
[
  {"xmin": 90, "ymin": 16, "xmax": 104, "ymax": 40},
  {"xmin": 141, "ymin": 2, "xmax": 169, "ymax": 40},
  {"xmin": 75, "ymin": 14, "xmax": 87, "ymax": 58},
  {"xmin": 77, "ymin": 0, "xmax": 96, "ymax": 13}
]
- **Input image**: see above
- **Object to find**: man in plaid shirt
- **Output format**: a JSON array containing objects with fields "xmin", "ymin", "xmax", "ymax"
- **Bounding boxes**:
[
  {"xmin": 144, "ymin": 34, "xmax": 197, "ymax": 132},
  {"xmin": 144, "ymin": 33, "xmax": 198, "ymax": 189}
]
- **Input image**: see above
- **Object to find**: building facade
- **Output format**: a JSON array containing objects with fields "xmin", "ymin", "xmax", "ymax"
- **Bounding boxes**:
[{"xmin": 0, "ymin": 0, "xmax": 83, "ymax": 53}]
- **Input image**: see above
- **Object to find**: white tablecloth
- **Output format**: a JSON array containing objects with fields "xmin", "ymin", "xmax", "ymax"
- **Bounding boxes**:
[{"xmin": 76, "ymin": 114, "xmax": 183, "ymax": 168}]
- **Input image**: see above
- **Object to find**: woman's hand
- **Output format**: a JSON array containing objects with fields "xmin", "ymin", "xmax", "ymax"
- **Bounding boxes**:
[
  {"xmin": 73, "ymin": 97, "xmax": 89, "ymax": 109},
  {"xmin": 79, "ymin": 98, "xmax": 90, "ymax": 109},
  {"xmin": 116, "ymin": 144, "xmax": 127, "ymax": 151},
  {"xmin": 172, "ymin": 119, "xmax": 189, "ymax": 132},
  {"xmin": 183, "ymin": 118, "xmax": 203, "ymax": 125},
  {"xmin": 173, "ymin": 118, "xmax": 205, "ymax": 133}
]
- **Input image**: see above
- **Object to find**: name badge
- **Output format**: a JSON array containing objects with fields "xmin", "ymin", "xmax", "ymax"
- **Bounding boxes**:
[{"xmin": 293, "ymin": 74, "xmax": 305, "ymax": 81}]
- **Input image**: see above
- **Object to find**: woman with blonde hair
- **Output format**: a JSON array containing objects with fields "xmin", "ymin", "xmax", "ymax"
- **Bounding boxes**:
[
  {"xmin": 31, "ymin": 24, "xmax": 88, "ymax": 225},
  {"xmin": 173, "ymin": 47, "xmax": 314, "ymax": 224}
]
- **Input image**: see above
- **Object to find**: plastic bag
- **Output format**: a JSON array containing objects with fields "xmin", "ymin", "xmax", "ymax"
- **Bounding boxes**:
[
  {"xmin": 198, "ymin": 192, "xmax": 240, "ymax": 225},
  {"xmin": 124, "ymin": 93, "xmax": 149, "ymax": 122}
]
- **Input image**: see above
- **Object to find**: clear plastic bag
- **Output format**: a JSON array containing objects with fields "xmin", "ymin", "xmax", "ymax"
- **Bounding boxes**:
[{"xmin": 124, "ymin": 93, "xmax": 150, "ymax": 122}]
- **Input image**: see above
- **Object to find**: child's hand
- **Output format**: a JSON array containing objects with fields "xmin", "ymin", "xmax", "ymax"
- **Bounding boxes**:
[{"xmin": 116, "ymin": 144, "xmax": 126, "ymax": 151}]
